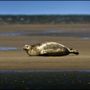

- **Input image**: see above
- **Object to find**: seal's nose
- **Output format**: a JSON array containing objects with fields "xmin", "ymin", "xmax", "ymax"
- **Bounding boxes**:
[
  {"xmin": 75, "ymin": 50, "xmax": 79, "ymax": 55},
  {"xmin": 76, "ymin": 51, "xmax": 79, "ymax": 55}
]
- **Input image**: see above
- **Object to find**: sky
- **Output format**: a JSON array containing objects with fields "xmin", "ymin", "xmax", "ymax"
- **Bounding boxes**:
[{"xmin": 0, "ymin": 1, "xmax": 90, "ymax": 15}]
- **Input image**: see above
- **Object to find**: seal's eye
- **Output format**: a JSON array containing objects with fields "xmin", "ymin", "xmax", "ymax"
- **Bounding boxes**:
[
  {"xmin": 24, "ymin": 45, "xmax": 29, "ymax": 49},
  {"xmin": 26, "ymin": 45, "xmax": 29, "ymax": 48},
  {"xmin": 26, "ymin": 46, "xmax": 29, "ymax": 48}
]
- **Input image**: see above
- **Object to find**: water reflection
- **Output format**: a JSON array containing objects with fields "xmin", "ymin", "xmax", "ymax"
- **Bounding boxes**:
[
  {"xmin": 0, "ymin": 47, "xmax": 17, "ymax": 51},
  {"xmin": 81, "ymin": 37, "xmax": 90, "ymax": 40},
  {"xmin": 0, "ymin": 32, "xmax": 25, "ymax": 36}
]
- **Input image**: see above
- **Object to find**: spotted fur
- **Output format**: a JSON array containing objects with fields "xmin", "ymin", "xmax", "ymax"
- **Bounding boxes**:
[{"xmin": 23, "ymin": 42, "xmax": 79, "ymax": 56}]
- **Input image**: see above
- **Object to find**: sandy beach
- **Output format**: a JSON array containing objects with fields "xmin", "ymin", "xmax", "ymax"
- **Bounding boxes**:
[{"xmin": 0, "ymin": 24, "xmax": 90, "ymax": 70}]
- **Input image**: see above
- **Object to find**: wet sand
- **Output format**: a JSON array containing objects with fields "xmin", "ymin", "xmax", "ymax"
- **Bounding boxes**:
[{"xmin": 0, "ymin": 24, "xmax": 90, "ymax": 70}]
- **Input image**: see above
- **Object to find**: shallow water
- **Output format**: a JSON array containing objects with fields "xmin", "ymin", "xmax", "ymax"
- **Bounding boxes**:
[
  {"xmin": 0, "ymin": 29, "xmax": 90, "ymax": 51},
  {"xmin": 0, "ymin": 30, "xmax": 90, "ymax": 39},
  {"xmin": 0, "ymin": 32, "xmax": 24, "ymax": 36},
  {"xmin": 0, "ymin": 47, "xmax": 17, "ymax": 51},
  {"xmin": 81, "ymin": 37, "xmax": 90, "ymax": 40},
  {"xmin": 0, "ymin": 70, "xmax": 90, "ymax": 89}
]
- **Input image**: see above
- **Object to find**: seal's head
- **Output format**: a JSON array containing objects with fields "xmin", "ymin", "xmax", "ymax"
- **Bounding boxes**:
[
  {"xmin": 23, "ymin": 45, "xmax": 31, "ymax": 51},
  {"xmin": 69, "ymin": 48, "xmax": 79, "ymax": 55}
]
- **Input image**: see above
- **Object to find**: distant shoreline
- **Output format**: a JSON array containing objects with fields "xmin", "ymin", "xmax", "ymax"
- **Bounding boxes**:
[{"xmin": 0, "ymin": 15, "xmax": 90, "ymax": 24}]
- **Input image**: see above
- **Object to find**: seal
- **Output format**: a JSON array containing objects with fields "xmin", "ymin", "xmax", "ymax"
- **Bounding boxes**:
[{"xmin": 23, "ymin": 42, "xmax": 79, "ymax": 56}]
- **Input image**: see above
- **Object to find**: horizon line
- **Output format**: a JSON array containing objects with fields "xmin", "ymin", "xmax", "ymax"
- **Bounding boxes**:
[{"xmin": 0, "ymin": 14, "xmax": 90, "ymax": 16}]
